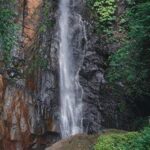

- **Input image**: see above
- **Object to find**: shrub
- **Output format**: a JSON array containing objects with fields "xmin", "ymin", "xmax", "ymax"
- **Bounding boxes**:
[
  {"xmin": 86, "ymin": 0, "xmax": 117, "ymax": 33},
  {"xmin": 94, "ymin": 126, "xmax": 150, "ymax": 150},
  {"xmin": 94, "ymin": 132, "xmax": 138, "ymax": 150}
]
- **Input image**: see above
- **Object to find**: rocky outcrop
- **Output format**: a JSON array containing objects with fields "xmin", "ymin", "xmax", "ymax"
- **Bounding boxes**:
[
  {"xmin": 0, "ymin": 0, "xmax": 59, "ymax": 149},
  {"xmin": 79, "ymin": 32, "xmax": 135, "ymax": 133},
  {"xmin": 1, "ymin": 84, "xmax": 58, "ymax": 149},
  {"xmin": 23, "ymin": 0, "xmax": 42, "ymax": 48},
  {"xmin": 74, "ymin": 0, "xmax": 135, "ymax": 133},
  {"xmin": 46, "ymin": 134, "xmax": 99, "ymax": 150}
]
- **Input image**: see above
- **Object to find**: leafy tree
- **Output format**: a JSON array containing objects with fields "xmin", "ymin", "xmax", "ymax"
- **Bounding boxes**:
[{"xmin": 107, "ymin": 1, "xmax": 150, "ymax": 96}]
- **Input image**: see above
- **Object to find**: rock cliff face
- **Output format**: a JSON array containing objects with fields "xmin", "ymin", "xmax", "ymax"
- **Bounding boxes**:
[
  {"xmin": 0, "ymin": 0, "xmax": 135, "ymax": 149},
  {"xmin": 0, "ymin": 0, "xmax": 59, "ymax": 149}
]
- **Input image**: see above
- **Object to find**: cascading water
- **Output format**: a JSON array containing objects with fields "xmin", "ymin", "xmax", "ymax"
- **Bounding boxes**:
[{"xmin": 58, "ymin": 0, "xmax": 87, "ymax": 138}]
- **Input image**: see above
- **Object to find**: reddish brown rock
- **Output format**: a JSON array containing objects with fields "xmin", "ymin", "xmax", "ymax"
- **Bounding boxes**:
[
  {"xmin": 23, "ymin": 0, "xmax": 42, "ymax": 50},
  {"xmin": 2, "ymin": 86, "xmax": 33, "ymax": 149},
  {"xmin": 0, "ymin": 0, "xmax": 58, "ymax": 149},
  {"xmin": 0, "ymin": 75, "xmax": 5, "ymax": 102}
]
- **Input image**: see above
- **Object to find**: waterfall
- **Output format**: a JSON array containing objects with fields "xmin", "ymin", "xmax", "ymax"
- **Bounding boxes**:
[{"xmin": 58, "ymin": 0, "xmax": 86, "ymax": 138}]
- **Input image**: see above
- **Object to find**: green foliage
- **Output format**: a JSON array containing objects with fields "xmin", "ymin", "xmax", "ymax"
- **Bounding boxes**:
[
  {"xmin": 93, "ymin": 0, "xmax": 116, "ymax": 22},
  {"xmin": 86, "ymin": 0, "xmax": 117, "ymax": 33},
  {"xmin": 94, "ymin": 126, "xmax": 150, "ymax": 150},
  {"xmin": 95, "ymin": 132, "xmax": 138, "ymax": 150},
  {"xmin": 107, "ymin": 2, "xmax": 150, "ymax": 96},
  {"xmin": 128, "ymin": 127, "xmax": 150, "ymax": 150},
  {"xmin": 0, "ymin": 0, "xmax": 17, "ymax": 64}
]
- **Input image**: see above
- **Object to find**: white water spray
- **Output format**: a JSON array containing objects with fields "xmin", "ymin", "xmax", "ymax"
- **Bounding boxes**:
[{"xmin": 58, "ymin": 0, "xmax": 86, "ymax": 138}]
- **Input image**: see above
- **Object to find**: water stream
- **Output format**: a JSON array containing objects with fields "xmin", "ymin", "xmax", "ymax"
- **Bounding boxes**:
[{"xmin": 58, "ymin": 0, "xmax": 86, "ymax": 138}]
